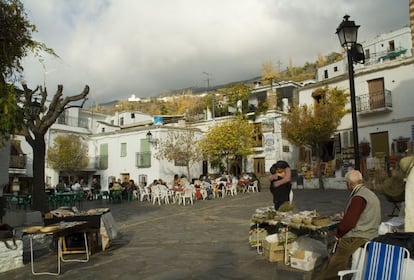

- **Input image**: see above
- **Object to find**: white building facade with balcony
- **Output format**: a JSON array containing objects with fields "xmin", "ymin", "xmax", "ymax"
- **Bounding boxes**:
[{"xmin": 298, "ymin": 56, "xmax": 414, "ymax": 175}]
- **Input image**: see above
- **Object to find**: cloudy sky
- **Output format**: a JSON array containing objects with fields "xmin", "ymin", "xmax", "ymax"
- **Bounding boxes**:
[{"xmin": 20, "ymin": 0, "xmax": 410, "ymax": 103}]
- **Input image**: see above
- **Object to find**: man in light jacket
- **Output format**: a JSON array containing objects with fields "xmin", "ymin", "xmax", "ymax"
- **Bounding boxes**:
[{"xmin": 316, "ymin": 170, "xmax": 381, "ymax": 280}]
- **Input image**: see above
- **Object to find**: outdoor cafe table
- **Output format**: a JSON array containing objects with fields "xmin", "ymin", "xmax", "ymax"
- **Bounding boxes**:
[
  {"xmin": 23, "ymin": 221, "xmax": 89, "ymax": 276},
  {"xmin": 52, "ymin": 192, "xmax": 80, "ymax": 207}
]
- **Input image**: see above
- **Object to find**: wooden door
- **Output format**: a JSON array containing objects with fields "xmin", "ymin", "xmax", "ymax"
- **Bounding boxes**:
[
  {"xmin": 367, "ymin": 78, "xmax": 385, "ymax": 109},
  {"xmin": 254, "ymin": 158, "xmax": 265, "ymax": 176},
  {"xmin": 370, "ymin": 132, "xmax": 389, "ymax": 158}
]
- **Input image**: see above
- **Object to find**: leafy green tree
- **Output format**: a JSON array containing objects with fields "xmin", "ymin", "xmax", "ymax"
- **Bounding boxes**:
[
  {"xmin": 0, "ymin": 0, "xmax": 56, "ymax": 145},
  {"xmin": 199, "ymin": 116, "xmax": 255, "ymax": 172},
  {"xmin": 219, "ymin": 83, "xmax": 251, "ymax": 114},
  {"xmin": 281, "ymin": 86, "xmax": 348, "ymax": 189},
  {"xmin": 47, "ymin": 134, "xmax": 89, "ymax": 181},
  {"xmin": 154, "ymin": 128, "xmax": 203, "ymax": 179}
]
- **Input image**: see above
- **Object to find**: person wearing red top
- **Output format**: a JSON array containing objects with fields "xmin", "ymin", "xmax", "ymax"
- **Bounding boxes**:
[{"xmin": 316, "ymin": 170, "xmax": 381, "ymax": 280}]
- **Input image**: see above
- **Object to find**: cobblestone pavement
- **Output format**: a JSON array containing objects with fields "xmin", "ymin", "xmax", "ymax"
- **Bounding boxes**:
[{"xmin": 1, "ymin": 185, "xmax": 394, "ymax": 280}]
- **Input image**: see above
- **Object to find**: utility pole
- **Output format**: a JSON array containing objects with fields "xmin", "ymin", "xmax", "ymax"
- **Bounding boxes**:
[{"xmin": 202, "ymin": 72, "xmax": 214, "ymax": 120}]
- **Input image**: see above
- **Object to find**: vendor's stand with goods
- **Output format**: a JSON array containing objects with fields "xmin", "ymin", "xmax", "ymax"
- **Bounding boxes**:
[
  {"xmin": 249, "ymin": 206, "xmax": 340, "ymax": 272},
  {"xmin": 44, "ymin": 206, "xmax": 118, "ymax": 252}
]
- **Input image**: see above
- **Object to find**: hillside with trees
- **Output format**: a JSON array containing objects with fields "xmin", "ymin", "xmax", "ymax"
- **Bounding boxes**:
[{"xmin": 90, "ymin": 52, "xmax": 342, "ymax": 117}]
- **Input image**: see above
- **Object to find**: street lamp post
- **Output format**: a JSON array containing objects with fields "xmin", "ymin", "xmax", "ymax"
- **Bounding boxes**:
[
  {"xmin": 202, "ymin": 71, "xmax": 214, "ymax": 120},
  {"xmin": 336, "ymin": 15, "xmax": 365, "ymax": 171}
]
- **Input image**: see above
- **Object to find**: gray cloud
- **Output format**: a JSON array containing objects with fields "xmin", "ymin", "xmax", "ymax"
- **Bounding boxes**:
[{"xmin": 20, "ymin": 0, "xmax": 409, "ymax": 102}]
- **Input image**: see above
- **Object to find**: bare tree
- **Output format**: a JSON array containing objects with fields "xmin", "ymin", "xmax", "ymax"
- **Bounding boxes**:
[
  {"xmin": 154, "ymin": 129, "xmax": 203, "ymax": 179},
  {"xmin": 20, "ymin": 83, "xmax": 89, "ymax": 212}
]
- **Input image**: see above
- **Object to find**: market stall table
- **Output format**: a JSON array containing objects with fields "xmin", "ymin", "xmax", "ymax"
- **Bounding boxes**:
[
  {"xmin": 23, "ymin": 221, "xmax": 89, "ymax": 276},
  {"xmin": 44, "ymin": 207, "xmax": 118, "ymax": 252},
  {"xmin": 250, "ymin": 207, "xmax": 339, "ymax": 268}
]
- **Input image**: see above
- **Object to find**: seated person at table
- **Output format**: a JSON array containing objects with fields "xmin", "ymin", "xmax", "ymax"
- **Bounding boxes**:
[
  {"xmin": 316, "ymin": 170, "xmax": 381, "ymax": 280},
  {"xmin": 71, "ymin": 180, "xmax": 81, "ymax": 192},
  {"xmin": 56, "ymin": 180, "xmax": 66, "ymax": 192},
  {"xmin": 124, "ymin": 179, "xmax": 137, "ymax": 199},
  {"xmin": 91, "ymin": 178, "xmax": 101, "ymax": 199},
  {"xmin": 218, "ymin": 171, "xmax": 230, "ymax": 190},
  {"xmin": 179, "ymin": 175, "xmax": 190, "ymax": 188},
  {"xmin": 158, "ymin": 178, "xmax": 168, "ymax": 186},
  {"xmin": 111, "ymin": 179, "xmax": 122, "ymax": 191},
  {"xmin": 171, "ymin": 174, "xmax": 182, "ymax": 191},
  {"xmin": 148, "ymin": 179, "xmax": 160, "ymax": 192},
  {"xmin": 200, "ymin": 175, "xmax": 213, "ymax": 197}
]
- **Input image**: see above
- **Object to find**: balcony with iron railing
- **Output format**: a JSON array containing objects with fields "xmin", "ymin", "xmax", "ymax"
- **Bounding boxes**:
[
  {"xmin": 356, "ymin": 89, "xmax": 392, "ymax": 114},
  {"xmin": 93, "ymin": 155, "xmax": 108, "ymax": 170},
  {"xmin": 9, "ymin": 155, "xmax": 27, "ymax": 169},
  {"xmin": 364, "ymin": 47, "xmax": 408, "ymax": 66},
  {"xmin": 57, "ymin": 115, "xmax": 90, "ymax": 129},
  {"xmin": 136, "ymin": 152, "xmax": 151, "ymax": 168}
]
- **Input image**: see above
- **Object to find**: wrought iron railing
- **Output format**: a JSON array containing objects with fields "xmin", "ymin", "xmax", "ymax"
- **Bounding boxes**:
[
  {"xmin": 94, "ymin": 155, "xmax": 108, "ymax": 170},
  {"xmin": 57, "ymin": 115, "xmax": 89, "ymax": 129},
  {"xmin": 356, "ymin": 89, "xmax": 392, "ymax": 113},
  {"xmin": 9, "ymin": 155, "xmax": 27, "ymax": 169},
  {"xmin": 136, "ymin": 152, "xmax": 151, "ymax": 168}
]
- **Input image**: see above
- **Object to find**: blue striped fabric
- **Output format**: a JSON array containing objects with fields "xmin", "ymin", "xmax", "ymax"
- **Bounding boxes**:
[{"xmin": 364, "ymin": 241, "xmax": 405, "ymax": 280}]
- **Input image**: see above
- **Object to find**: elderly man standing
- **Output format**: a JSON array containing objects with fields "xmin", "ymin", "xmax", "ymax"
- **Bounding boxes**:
[{"xmin": 316, "ymin": 170, "xmax": 381, "ymax": 280}]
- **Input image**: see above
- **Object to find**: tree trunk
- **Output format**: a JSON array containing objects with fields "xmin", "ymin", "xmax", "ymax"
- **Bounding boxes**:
[
  {"xmin": 31, "ymin": 133, "xmax": 48, "ymax": 213},
  {"xmin": 186, "ymin": 163, "xmax": 191, "ymax": 181}
]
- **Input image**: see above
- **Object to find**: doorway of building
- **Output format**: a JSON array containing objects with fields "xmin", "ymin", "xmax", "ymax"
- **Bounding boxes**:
[
  {"xmin": 253, "ymin": 158, "xmax": 265, "ymax": 176},
  {"xmin": 370, "ymin": 131, "xmax": 389, "ymax": 158}
]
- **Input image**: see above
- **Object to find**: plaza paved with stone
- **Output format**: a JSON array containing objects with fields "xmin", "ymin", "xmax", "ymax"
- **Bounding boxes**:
[{"xmin": 0, "ymin": 183, "xmax": 394, "ymax": 280}]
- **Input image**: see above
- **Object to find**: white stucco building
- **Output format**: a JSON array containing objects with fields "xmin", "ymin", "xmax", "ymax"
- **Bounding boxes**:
[{"xmin": 298, "ymin": 26, "xmax": 414, "ymax": 177}]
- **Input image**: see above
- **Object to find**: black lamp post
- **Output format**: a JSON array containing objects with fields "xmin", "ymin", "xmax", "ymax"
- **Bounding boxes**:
[
  {"xmin": 24, "ymin": 97, "xmax": 42, "ymax": 118},
  {"xmin": 336, "ymin": 15, "xmax": 365, "ymax": 171}
]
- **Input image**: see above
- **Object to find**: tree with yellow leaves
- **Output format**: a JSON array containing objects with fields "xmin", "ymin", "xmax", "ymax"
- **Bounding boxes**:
[
  {"xmin": 199, "ymin": 116, "xmax": 255, "ymax": 173},
  {"xmin": 219, "ymin": 83, "xmax": 250, "ymax": 114},
  {"xmin": 261, "ymin": 61, "xmax": 280, "ymax": 85},
  {"xmin": 281, "ymin": 86, "xmax": 348, "ymax": 189},
  {"xmin": 47, "ymin": 134, "xmax": 89, "ymax": 182}
]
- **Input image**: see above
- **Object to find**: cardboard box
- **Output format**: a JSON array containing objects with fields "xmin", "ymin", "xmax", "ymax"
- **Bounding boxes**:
[
  {"xmin": 262, "ymin": 239, "xmax": 290, "ymax": 262},
  {"xmin": 290, "ymin": 250, "xmax": 320, "ymax": 271}
]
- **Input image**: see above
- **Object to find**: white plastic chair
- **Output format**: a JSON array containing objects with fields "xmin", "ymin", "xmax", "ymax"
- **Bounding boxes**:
[
  {"xmin": 139, "ymin": 186, "xmax": 151, "ymax": 202},
  {"xmin": 199, "ymin": 187, "xmax": 208, "ymax": 200},
  {"xmin": 179, "ymin": 186, "xmax": 194, "ymax": 206},
  {"xmin": 338, "ymin": 241, "xmax": 410, "ymax": 280},
  {"xmin": 226, "ymin": 181, "xmax": 238, "ymax": 196},
  {"xmin": 151, "ymin": 185, "xmax": 163, "ymax": 205},
  {"xmin": 248, "ymin": 180, "xmax": 258, "ymax": 192}
]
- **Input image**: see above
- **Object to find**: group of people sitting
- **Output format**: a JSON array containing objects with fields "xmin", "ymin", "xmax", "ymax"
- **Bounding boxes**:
[
  {"xmin": 137, "ymin": 172, "xmax": 257, "ymax": 201},
  {"xmin": 108, "ymin": 178, "xmax": 138, "ymax": 200},
  {"xmin": 50, "ymin": 177, "xmax": 102, "ymax": 201}
]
